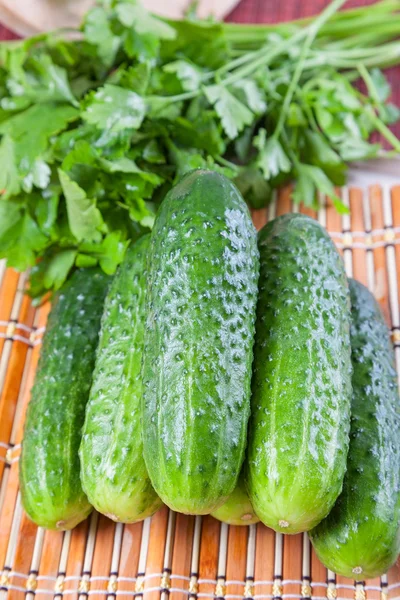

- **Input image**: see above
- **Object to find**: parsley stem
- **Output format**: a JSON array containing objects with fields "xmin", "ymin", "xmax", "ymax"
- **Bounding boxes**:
[
  {"xmin": 215, "ymin": 156, "xmax": 239, "ymax": 170},
  {"xmin": 222, "ymin": 28, "xmax": 308, "ymax": 86},
  {"xmin": 223, "ymin": 0, "xmax": 399, "ymax": 45},
  {"xmin": 370, "ymin": 115, "xmax": 400, "ymax": 153},
  {"xmin": 322, "ymin": 19, "xmax": 400, "ymax": 50},
  {"xmin": 320, "ymin": 41, "xmax": 400, "ymax": 59},
  {"xmin": 273, "ymin": 0, "xmax": 348, "ymax": 140},
  {"xmin": 357, "ymin": 63, "xmax": 382, "ymax": 105},
  {"xmin": 222, "ymin": 0, "xmax": 398, "ymax": 37},
  {"xmin": 357, "ymin": 64, "xmax": 400, "ymax": 153},
  {"xmin": 299, "ymin": 44, "xmax": 400, "ymax": 71},
  {"xmin": 206, "ymin": 48, "xmax": 265, "ymax": 81}
]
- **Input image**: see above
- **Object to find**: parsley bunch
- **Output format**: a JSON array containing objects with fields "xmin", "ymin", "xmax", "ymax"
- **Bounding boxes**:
[{"xmin": 0, "ymin": 0, "xmax": 399, "ymax": 299}]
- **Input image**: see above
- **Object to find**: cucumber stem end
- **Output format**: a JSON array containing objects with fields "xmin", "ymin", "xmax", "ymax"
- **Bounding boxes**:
[{"xmin": 279, "ymin": 519, "xmax": 290, "ymax": 528}]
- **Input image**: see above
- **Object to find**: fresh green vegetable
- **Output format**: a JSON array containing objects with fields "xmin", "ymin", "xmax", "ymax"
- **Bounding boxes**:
[
  {"xmin": 211, "ymin": 472, "xmax": 259, "ymax": 526},
  {"xmin": 20, "ymin": 269, "xmax": 110, "ymax": 530},
  {"xmin": 310, "ymin": 279, "xmax": 400, "ymax": 579},
  {"xmin": 142, "ymin": 169, "xmax": 259, "ymax": 514},
  {"xmin": 80, "ymin": 235, "xmax": 162, "ymax": 523},
  {"xmin": 0, "ymin": 0, "xmax": 399, "ymax": 298},
  {"xmin": 246, "ymin": 213, "xmax": 352, "ymax": 534}
]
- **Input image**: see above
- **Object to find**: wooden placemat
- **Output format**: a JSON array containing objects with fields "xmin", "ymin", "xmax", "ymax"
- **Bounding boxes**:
[{"xmin": 0, "ymin": 186, "xmax": 400, "ymax": 600}]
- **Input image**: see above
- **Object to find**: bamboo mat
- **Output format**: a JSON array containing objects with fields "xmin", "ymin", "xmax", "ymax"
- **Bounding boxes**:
[{"xmin": 1, "ymin": 186, "xmax": 400, "ymax": 600}]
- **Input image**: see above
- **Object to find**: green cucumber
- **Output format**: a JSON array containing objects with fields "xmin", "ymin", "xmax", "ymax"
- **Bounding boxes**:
[
  {"xmin": 211, "ymin": 472, "xmax": 259, "ymax": 525},
  {"xmin": 20, "ymin": 269, "xmax": 110, "ymax": 530},
  {"xmin": 246, "ymin": 213, "xmax": 352, "ymax": 534},
  {"xmin": 80, "ymin": 236, "xmax": 162, "ymax": 523},
  {"xmin": 310, "ymin": 279, "xmax": 400, "ymax": 579},
  {"xmin": 142, "ymin": 169, "xmax": 259, "ymax": 514}
]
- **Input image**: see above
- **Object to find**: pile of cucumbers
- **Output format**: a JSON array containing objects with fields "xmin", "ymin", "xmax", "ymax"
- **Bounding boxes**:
[{"xmin": 20, "ymin": 170, "xmax": 400, "ymax": 580}]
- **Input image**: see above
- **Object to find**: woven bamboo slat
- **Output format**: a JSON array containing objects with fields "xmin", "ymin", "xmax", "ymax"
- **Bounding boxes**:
[{"xmin": 0, "ymin": 185, "xmax": 400, "ymax": 600}]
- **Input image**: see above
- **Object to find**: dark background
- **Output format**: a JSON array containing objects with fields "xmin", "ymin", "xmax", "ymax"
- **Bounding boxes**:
[{"xmin": 1, "ymin": 0, "xmax": 399, "ymax": 140}]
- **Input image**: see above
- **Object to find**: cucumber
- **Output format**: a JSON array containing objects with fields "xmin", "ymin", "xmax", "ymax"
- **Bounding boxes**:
[
  {"xmin": 246, "ymin": 213, "xmax": 352, "ymax": 534},
  {"xmin": 142, "ymin": 169, "xmax": 259, "ymax": 514},
  {"xmin": 310, "ymin": 279, "xmax": 400, "ymax": 579},
  {"xmin": 211, "ymin": 472, "xmax": 259, "ymax": 525},
  {"xmin": 20, "ymin": 269, "xmax": 110, "ymax": 530},
  {"xmin": 80, "ymin": 236, "xmax": 162, "ymax": 523}
]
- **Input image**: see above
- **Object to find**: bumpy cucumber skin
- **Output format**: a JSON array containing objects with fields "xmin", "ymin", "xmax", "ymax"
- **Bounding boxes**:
[
  {"xmin": 211, "ymin": 472, "xmax": 259, "ymax": 525},
  {"xmin": 142, "ymin": 169, "xmax": 259, "ymax": 514},
  {"xmin": 246, "ymin": 213, "xmax": 352, "ymax": 534},
  {"xmin": 20, "ymin": 269, "xmax": 110, "ymax": 530},
  {"xmin": 80, "ymin": 236, "xmax": 162, "ymax": 523},
  {"xmin": 310, "ymin": 280, "xmax": 400, "ymax": 578}
]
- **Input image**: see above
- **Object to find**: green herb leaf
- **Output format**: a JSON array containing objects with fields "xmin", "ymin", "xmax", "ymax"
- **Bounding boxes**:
[
  {"xmin": 293, "ymin": 163, "xmax": 346, "ymax": 213},
  {"xmin": 0, "ymin": 103, "xmax": 79, "ymax": 173},
  {"xmin": 231, "ymin": 79, "xmax": 266, "ymax": 114},
  {"xmin": 163, "ymin": 60, "xmax": 202, "ymax": 92},
  {"xmin": 146, "ymin": 96, "xmax": 183, "ymax": 120},
  {"xmin": 380, "ymin": 103, "xmax": 400, "ymax": 125},
  {"xmin": 303, "ymin": 130, "xmax": 347, "ymax": 185},
  {"xmin": 254, "ymin": 129, "xmax": 291, "ymax": 180},
  {"xmin": 0, "ymin": 135, "xmax": 20, "ymax": 198},
  {"xmin": 59, "ymin": 169, "xmax": 103, "ymax": 242},
  {"xmin": 143, "ymin": 139, "xmax": 166, "ymax": 164},
  {"xmin": 99, "ymin": 233, "xmax": 129, "ymax": 274},
  {"xmin": 26, "ymin": 55, "xmax": 78, "ymax": 106},
  {"xmin": 370, "ymin": 68, "xmax": 391, "ymax": 104},
  {"xmin": 34, "ymin": 191, "xmax": 59, "ymax": 237},
  {"xmin": 204, "ymin": 84, "xmax": 253, "ymax": 139},
  {"xmin": 75, "ymin": 254, "xmax": 98, "ymax": 268},
  {"xmin": 235, "ymin": 166, "xmax": 272, "ymax": 209},
  {"xmin": 123, "ymin": 29, "xmax": 160, "ymax": 61},
  {"xmin": 82, "ymin": 84, "xmax": 146, "ymax": 133},
  {"xmin": 337, "ymin": 138, "xmax": 381, "ymax": 161},
  {"xmin": 43, "ymin": 249, "xmax": 78, "ymax": 291},
  {"xmin": 0, "ymin": 200, "xmax": 21, "ymax": 246},
  {"xmin": 84, "ymin": 6, "xmax": 120, "ymax": 66},
  {"xmin": 168, "ymin": 142, "xmax": 207, "ymax": 179},
  {"xmin": 115, "ymin": 2, "xmax": 176, "ymax": 40},
  {"xmin": 0, "ymin": 210, "xmax": 48, "ymax": 270}
]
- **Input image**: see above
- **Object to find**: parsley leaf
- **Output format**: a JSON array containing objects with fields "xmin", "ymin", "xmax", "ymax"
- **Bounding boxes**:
[
  {"xmin": 19, "ymin": 54, "xmax": 78, "ymax": 106},
  {"xmin": 235, "ymin": 166, "xmax": 272, "ymax": 209},
  {"xmin": 59, "ymin": 169, "xmax": 104, "ymax": 242},
  {"xmin": 82, "ymin": 84, "xmax": 146, "ymax": 134},
  {"xmin": 84, "ymin": 6, "xmax": 120, "ymax": 67},
  {"xmin": 42, "ymin": 249, "xmax": 78, "ymax": 291},
  {"xmin": 0, "ymin": 135, "xmax": 20, "ymax": 198},
  {"xmin": 293, "ymin": 163, "xmax": 346, "ymax": 213},
  {"xmin": 0, "ymin": 103, "xmax": 79, "ymax": 174},
  {"xmin": 78, "ymin": 231, "xmax": 130, "ymax": 274},
  {"xmin": 254, "ymin": 129, "xmax": 292, "ymax": 180},
  {"xmin": 204, "ymin": 84, "xmax": 253, "ymax": 139},
  {"xmin": 163, "ymin": 60, "xmax": 202, "ymax": 92},
  {"xmin": 370, "ymin": 68, "xmax": 391, "ymax": 103},
  {"xmin": 115, "ymin": 2, "xmax": 176, "ymax": 39},
  {"xmin": 232, "ymin": 79, "xmax": 266, "ymax": 115},
  {"xmin": 0, "ymin": 209, "xmax": 48, "ymax": 270}
]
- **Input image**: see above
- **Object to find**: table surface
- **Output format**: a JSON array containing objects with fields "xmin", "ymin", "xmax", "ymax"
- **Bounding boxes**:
[{"xmin": 0, "ymin": 0, "xmax": 399, "ymax": 141}]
